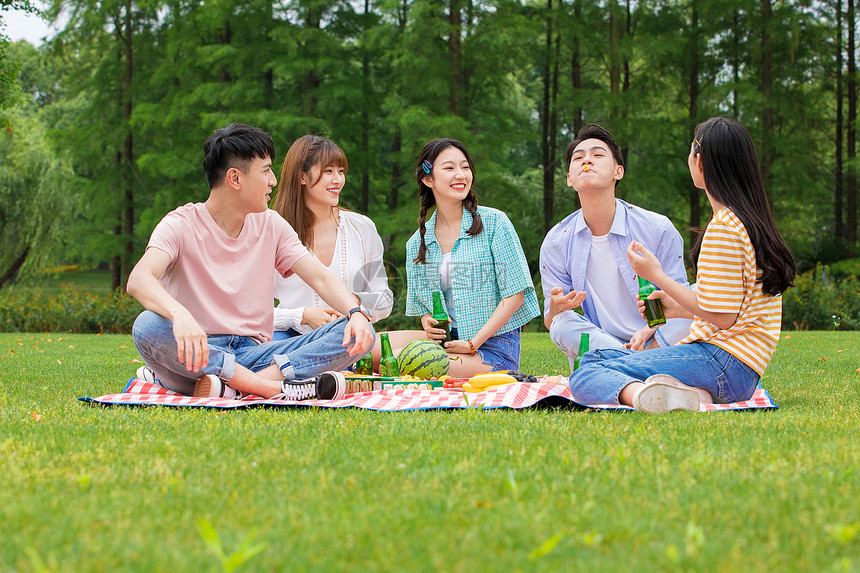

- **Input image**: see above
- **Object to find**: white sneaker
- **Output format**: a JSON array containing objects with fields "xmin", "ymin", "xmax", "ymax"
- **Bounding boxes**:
[
  {"xmin": 632, "ymin": 374, "xmax": 702, "ymax": 413},
  {"xmin": 136, "ymin": 365, "xmax": 159, "ymax": 384},
  {"xmin": 277, "ymin": 371, "xmax": 346, "ymax": 401},
  {"xmin": 193, "ymin": 374, "xmax": 243, "ymax": 399}
]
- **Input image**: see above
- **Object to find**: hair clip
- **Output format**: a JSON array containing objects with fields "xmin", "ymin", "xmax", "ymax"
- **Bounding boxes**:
[
  {"xmin": 694, "ymin": 138, "xmax": 703, "ymax": 148},
  {"xmin": 422, "ymin": 160, "xmax": 433, "ymax": 174}
]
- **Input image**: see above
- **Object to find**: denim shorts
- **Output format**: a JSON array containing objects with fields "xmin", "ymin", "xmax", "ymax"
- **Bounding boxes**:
[{"xmin": 452, "ymin": 327, "xmax": 522, "ymax": 372}]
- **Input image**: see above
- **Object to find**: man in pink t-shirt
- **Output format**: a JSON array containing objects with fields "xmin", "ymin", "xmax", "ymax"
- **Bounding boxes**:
[{"xmin": 127, "ymin": 123, "xmax": 374, "ymax": 400}]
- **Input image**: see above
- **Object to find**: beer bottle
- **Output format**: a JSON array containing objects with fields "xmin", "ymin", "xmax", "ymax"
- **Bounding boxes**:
[
  {"xmin": 637, "ymin": 276, "xmax": 667, "ymax": 328},
  {"xmin": 572, "ymin": 333, "xmax": 590, "ymax": 371},
  {"xmin": 431, "ymin": 291, "xmax": 451, "ymax": 342},
  {"xmin": 355, "ymin": 352, "xmax": 374, "ymax": 376},
  {"xmin": 379, "ymin": 333, "xmax": 399, "ymax": 377}
]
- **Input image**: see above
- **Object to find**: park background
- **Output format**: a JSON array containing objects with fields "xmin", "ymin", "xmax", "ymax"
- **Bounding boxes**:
[
  {"xmin": 1, "ymin": 3, "xmax": 859, "ymax": 572},
  {"xmin": 2, "ymin": 0, "xmax": 860, "ymax": 331}
]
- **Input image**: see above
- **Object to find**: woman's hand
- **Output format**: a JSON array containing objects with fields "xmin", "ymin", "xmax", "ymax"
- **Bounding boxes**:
[
  {"xmin": 420, "ymin": 314, "xmax": 448, "ymax": 342},
  {"xmin": 626, "ymin": 241, "xmax": 663, "ymax": 282},
  {"xmin": 636, "ymin": 290, "xmax": 691, "ymax": 321},
  {"xmin": 626, "ymin": 326, "xmax": 657, "ymax": 351},
  {"xmin": 301, "ymin": 307, "xmax": 342, "ymax": 330},
  {"xmin": 443, "ymin": 339, "xmax": 475, "ymax": 355}
]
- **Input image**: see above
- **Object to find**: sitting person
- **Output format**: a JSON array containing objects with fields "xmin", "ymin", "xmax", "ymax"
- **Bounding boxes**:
[
  {"xmin": 128, "ymin": 123, "xmax": 373, "ymax": 400},
  {"xmin": 540, "ymin": 123, "xmax": 693, "ymax": 373},
  {"xmin": 569, "ymin": 117, "xmax": 796, "ymax": 412},
  {"xmin": 270, "ymin": 135, "xmax": 393, "ymax": 340},
  {"xmin": 405, "ymin": 138, "xmax": 541, "ymax": 377}
]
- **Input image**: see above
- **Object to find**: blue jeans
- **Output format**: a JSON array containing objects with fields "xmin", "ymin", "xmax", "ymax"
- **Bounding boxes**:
[
  {"xmin": 132, "ymin": 311, "xmax": 371, "ymax": 396},
  {"xmin": 550, "ymin": 310, "xmax": 693, "ymax": 373},
  {"xmin": 568, "ymin": 342, "xmax": 760, "ymax": 406},
  {"xmin": 452, "ymin": 327, "xmax": 522, "ymax": 372}
]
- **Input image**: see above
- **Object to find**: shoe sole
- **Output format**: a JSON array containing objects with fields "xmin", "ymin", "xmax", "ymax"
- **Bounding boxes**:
[
  {"xmin": 193, "ymin": 375, "xmax": 218, "ymax": 398},
  {"xmin": 633, "ymin": 382, "xmax": 700, "ymax": 413},
  {"xmin": 316, "ymin": 372, "xmax": 346, "ymax": 401}
]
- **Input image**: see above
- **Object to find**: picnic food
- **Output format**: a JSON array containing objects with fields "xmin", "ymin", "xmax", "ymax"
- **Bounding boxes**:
[
  {"xmin": 468, "ymin": 372, "xmax": 518, "ymax": 388},
  {"xmin": 397, "ymin": 339, "xmax": 450, "ymax": 379}
]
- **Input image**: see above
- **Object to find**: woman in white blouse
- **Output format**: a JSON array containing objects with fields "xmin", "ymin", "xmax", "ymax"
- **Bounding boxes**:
[{"xmin": 271, "ymin": 135, "xmax": 395, "ymax": 348}]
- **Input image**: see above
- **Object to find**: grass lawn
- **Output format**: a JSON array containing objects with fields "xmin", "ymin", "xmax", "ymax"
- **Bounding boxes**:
[{"xmin": 0, "ymin": 331, "xmax": 858, "ymax": 572}]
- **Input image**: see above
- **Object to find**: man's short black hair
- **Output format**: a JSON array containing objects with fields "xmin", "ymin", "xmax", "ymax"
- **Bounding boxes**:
[
  {"xmin": 565, "ymin": 123, "xmax": 624, "ymax": 170},
  {"xmin": 203, "ymin": 123, "xmax": 276, "ymax": 189}
]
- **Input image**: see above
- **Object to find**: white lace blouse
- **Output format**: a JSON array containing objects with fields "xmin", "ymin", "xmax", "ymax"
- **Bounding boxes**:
[{"xmin": 273, "ymin": 210, "xmax": 394, "ymax": 334}]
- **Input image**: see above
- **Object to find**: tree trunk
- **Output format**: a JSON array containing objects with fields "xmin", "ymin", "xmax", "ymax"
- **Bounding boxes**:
[
  {"xmin": 541, "ymin": 0, "xmax": 554, "ymax": 232},
  {"xmin": 0, "ymin": 246, "xmax": 30, "ymax": 289},
  {"xmin": 570, "ymin": 0, "xmax": 583, "ymax": 136},
  {"xmin": 688, "ymin": 1, "xmax": 701, "ymax": 246},
  {"xmin": 759, "ymin": 0, "xmax": 774, "ymax": 204},
  {"xmin": 448, "ymin": 0, "xmax": 463, "ymax": 116},
  {"xmin": 836, "ymin": 0, "xmax": 845, "ymax": 244},
  {"xmin": 845, "ymin": 0, "xmax": 857, "ymax": 252},
  {"xmin": 849, "ymin": 0, "xmax": 858, "ymax": 251},
  {"xmin": 360, "ymin": 0, "xmax": 372, "ymax": 213},
  {"xmin": 121, "ymin": 0, "xmax": 134, "ymax": 291}
]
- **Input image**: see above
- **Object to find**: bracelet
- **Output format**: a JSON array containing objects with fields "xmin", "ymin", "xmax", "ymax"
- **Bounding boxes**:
[{"xmin": 467, "ymin": 339, "xmax": 476, "ymax": 356}]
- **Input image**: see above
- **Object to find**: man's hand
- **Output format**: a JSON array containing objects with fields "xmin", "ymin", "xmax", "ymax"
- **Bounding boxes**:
[
  {"xmin": 301, "ymin": 307, "xmax": 342, "ymax": 330},
  {"xmin": 627, "ymin": 325, "xmax": 657, "ymax": 351},
  {"xmin": 545, "ymin": 287, "xmax": 586, "ymax": 329},
  {"xmin": 343, "ymin": 313, "xmax": 373, "ymax": 355},
  {"xmin": 172, "ymin": 309, "xmax": 209, "ymax": 371},
  {"xmin": 420, "ymin": 314, "xmax": 448, "ymax": 343}
]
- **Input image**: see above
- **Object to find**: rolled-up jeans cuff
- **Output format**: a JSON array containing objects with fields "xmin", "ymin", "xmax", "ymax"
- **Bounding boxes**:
[
  {"xmin": 218, "ymin": 352, "xmax": 236, "ymax": 381},
  {"xmin": 653, "ymin": 329, "xmax": 669, "ymax": 348}
]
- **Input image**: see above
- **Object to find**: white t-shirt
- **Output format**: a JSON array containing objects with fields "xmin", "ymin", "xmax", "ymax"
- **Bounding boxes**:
[
  {"xmin": 584, "ymin": 233, "xmax": 644, "ymax": 340},
  {"xmin": 148, "ymin": 203, "xmax": 309, "ymax": 343},
  {"xmin": 273, "ymin": 210, "xmax": 394, "ymax": 334}
]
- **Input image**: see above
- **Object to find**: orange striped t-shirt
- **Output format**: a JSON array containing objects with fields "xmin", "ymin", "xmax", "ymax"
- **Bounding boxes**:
[{"xmin": 680, "ymin": 207, "xmax": 782, "ymax": 376}]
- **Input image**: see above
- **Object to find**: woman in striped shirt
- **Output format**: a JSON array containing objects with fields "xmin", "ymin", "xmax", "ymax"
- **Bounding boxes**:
[{"xmin": 569, "ymin": 117, "xmax": 795, "ymax": 413}]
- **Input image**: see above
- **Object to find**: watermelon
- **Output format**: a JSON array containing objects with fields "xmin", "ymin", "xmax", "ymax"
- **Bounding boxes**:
[{"xmin": 397, "ymin": 339, "xmax": 450, "ymax": 379}]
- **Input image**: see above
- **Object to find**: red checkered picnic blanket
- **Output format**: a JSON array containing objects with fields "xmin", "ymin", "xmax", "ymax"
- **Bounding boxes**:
[{"xmin": 79, "ymin": 378, "xmax": 778, "ymax": 412}]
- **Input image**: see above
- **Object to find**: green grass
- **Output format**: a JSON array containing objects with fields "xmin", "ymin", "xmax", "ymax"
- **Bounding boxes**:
[
  {"xmin": 1, "ymin": 332, "xmax": 858, "ymax": 572},
  {"xmin": 33, "ymin": 269, "xmax": 114, "ymax": 294}
]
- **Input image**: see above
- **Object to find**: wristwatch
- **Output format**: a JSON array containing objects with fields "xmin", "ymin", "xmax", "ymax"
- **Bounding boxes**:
[{"xmin": 348, "ymin": 306, "xmax": 372, "ymax": 321}]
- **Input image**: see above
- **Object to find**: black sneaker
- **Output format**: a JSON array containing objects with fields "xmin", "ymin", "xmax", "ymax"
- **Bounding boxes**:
[{"xmin": 278, "ymin": 371, "xmax": 346, "ymax": 401}]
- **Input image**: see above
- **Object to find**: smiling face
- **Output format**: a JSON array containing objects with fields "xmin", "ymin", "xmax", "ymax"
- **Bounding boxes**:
[
  {"xmin": 303, "ymin": 162, "xmax": 346, "ymax": 211},
  {"xmin": 422, "ymin": 146, "xmax": 473, "ymax": 204},
  {"xmin": 236, "ymin": 156, "xmax": 277, "ymax": 213},
  {"xmin": 566, "ymin": 138, "xmax": 624, "ymax": 193}
]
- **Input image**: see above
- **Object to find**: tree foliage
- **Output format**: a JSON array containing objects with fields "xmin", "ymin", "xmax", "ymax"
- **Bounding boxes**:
[{"xmin": 1, "ymin": 0, "xmax": 858, "ymax": 291}]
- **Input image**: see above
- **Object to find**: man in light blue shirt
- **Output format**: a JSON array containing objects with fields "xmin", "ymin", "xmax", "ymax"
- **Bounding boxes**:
[{"xmin": 539, "ymin": 123, "xmax": 692, "ymax": 373}]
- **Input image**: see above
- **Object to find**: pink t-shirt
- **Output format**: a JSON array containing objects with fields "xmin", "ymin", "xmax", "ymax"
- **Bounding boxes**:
[{"xmin": 148, "ymin": 203, "xmax": 309, "ymax": 342}]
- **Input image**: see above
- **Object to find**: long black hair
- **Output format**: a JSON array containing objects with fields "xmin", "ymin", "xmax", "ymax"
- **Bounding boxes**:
[
  {"xmin": 690, "ymin": 117, "xmax": 795, "ymax": 296},
  {"xmin": 412, "ymin": 138, "xmax": 483, "ymax": 264}
]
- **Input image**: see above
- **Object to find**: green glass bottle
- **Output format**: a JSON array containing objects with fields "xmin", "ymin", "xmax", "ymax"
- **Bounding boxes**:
[
  {"xmin": 431, "ymin": 291, "xmax": 451, "ymax": 342},
  {"xmin": 379, "ymin": 333, "xmax": 399, "ymax": 378},
  {"xmin": 637, "ymin": 276, "xmax": 667, "ymax": 328},
  {"xmin": 355, "ymin": 352, "xmax": 374, "ymax": 376},
  {"xmin": 572, "ymin": 333, "xmax": 590, "ymax": 371}
]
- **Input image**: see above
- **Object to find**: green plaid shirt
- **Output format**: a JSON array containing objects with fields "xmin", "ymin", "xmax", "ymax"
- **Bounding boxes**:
[{"xmin": 406, "ymin": 206, "xmax": 540, "ymax": 340}]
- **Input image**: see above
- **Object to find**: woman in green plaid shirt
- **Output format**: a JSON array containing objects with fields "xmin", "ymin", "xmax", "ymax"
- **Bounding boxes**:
[{"xmin": 406, "ymin": 138, "xmax": 541, "ymax": 377}]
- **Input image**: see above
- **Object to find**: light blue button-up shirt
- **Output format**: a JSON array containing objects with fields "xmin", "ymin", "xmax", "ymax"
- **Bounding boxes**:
[
  {"xmin": 406, "ymin": 206, "xmax": 541, "ymax": 340},
  {"xmin": 539, "ymin": 198, "xmax": 691, "ymax": 346}
]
